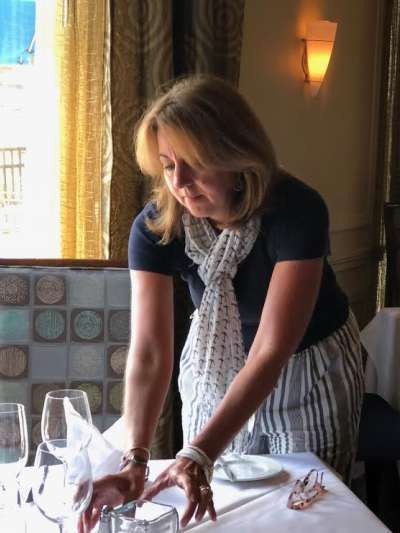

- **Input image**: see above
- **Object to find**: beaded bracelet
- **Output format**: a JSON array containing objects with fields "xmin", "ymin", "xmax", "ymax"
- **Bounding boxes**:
[{"xmin": 176, "ymin": 444, "xmax": 214, "ymax": 484}]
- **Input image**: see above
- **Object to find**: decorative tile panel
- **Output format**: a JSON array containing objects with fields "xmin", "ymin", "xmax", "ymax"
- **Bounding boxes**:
[{"xmin": 0, "ymin": 265, "xmax": 131, "ymax": 460}]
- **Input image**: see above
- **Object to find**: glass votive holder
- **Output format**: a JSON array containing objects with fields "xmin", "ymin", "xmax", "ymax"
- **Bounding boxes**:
[{"xmin": 99, "ymin": 500, "xmax": 179, "ymax": 533}]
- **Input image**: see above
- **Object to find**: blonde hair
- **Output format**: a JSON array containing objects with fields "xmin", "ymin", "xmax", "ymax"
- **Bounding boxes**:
[{"xmin": 134, "ymin": 74, "xmax": 278, "ymax": 243}]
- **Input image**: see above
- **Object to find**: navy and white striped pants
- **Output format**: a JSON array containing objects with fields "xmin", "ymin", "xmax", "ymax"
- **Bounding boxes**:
[{"xmin": 179, "ymin": 310, "xmax": 364, "ymax": 482}]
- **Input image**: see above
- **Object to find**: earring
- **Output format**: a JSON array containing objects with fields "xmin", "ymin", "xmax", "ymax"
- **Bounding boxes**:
[{"xmin": 234, "ymin": 176, "xmax": 244, "ymax": 192}]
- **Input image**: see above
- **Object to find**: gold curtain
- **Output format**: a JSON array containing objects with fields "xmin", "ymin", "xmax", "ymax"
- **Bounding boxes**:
[{"xmin": 56, "ymin": 0, "xmax": 112, "ymax": 259}]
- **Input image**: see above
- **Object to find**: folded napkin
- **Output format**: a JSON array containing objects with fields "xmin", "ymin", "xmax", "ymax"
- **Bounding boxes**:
[{"xmin": 64, "ymin": 399, "xmax": 122, "ymax": 479}]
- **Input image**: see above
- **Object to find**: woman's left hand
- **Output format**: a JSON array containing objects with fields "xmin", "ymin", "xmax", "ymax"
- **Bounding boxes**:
[{"xmin": 142, "ymin": 457, "xmax": 217, "ymax": 528}]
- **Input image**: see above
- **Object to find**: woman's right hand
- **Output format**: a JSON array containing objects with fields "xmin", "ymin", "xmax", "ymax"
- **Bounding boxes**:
[{"xmin": 78, "ymin": 463, "xmax": 147, "ymax": 532}]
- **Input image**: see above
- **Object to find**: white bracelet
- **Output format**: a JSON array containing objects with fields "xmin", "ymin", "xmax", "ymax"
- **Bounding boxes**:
[{"xmin": 176, "ymin": 444, "xmax": 214, "ymax": 483}]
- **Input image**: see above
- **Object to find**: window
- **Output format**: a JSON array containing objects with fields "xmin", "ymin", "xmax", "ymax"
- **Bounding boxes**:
[{"xmin": 0, "ymin": 0, "xmax": 61, "ymax": 258}]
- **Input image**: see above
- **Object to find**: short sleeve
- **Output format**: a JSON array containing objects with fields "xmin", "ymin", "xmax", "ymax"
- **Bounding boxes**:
[
  {"xmin": 268, "ymin": 183, "xmax": 330, "ymax": 262},
  {"xmin": 128, "ymin": 203, "xmax": 180, "ymax": 275}
]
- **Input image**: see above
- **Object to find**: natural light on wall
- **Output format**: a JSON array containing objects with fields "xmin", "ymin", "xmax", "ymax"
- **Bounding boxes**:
[
  {"xmin": 303, "ymin": 20, "xmax": 337, "ymax": 96},
  {"xmin": 0, "ymin": 0, "xmax": 60, "ymax": 258}
]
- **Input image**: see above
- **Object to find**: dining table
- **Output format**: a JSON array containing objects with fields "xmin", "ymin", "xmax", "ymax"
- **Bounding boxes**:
[{"xmin": 15, "ymin": 451, "xmax": 389, "ymax": 532}]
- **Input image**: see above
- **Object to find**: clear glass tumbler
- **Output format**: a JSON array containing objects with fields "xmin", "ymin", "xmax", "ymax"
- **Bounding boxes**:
[{"xmin": 99, "ymin": 500, "xmax": 179, "ymax": 533}]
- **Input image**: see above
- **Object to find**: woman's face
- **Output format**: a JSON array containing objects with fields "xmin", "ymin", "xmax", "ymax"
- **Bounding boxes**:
[{"xmin": 157, "ymin": 129, "xmax": 236, "ymax": 224}]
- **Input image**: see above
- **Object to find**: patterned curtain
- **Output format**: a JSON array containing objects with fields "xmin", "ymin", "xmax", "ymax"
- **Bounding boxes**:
[
  {"xmin": 56, "ymin": 0, "xmax": 112, "ymax": 259},
  {"xmin": 375, "ymin": 1, "xmax": 400, "ymax": 307},
  {"xmin": 109, "ymin": 1, "xmax": 173, "ymax": 260},
  {"xmin": 172, "ymin": 0, "xmax": 245, "ymax": 84}
]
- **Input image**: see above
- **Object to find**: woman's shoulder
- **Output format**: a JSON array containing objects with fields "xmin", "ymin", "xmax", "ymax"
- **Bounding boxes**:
[
  {"xmin": 262, "ymin": 169, "xmax": 329, "ymax": 223},
  {"xmin": 270, "ymin": 169, "xmax": 326, "ymax": 204},
  {"xmin": 129, "ymin": 201, "xmax": 182, "ymax": 273}
]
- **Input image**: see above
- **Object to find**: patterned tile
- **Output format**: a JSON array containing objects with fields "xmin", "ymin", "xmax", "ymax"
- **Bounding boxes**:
[
  {"xmin": 30, "ymin": 345, "xmax": 68, "ymax": 379},
  {"xmin": 69, "ymin": 271, "xmax": 105, "ymax": 307},
  {"xmin": 0, "ymin": 273, "xmax": 30, "ymax": 305},
  {"xmin": 108, "ymin": 310, "xmax": 130, "ymax": 342},
  {"xmin": 69, "ymin": 345, "xmax": 105, "ymax": 379},
  {"xmin": 107, "ymin": 345, "xmax": 128, "ymax": 378},
  {"xmin": 33, "ymin": 309, "xmax": 67, "ymax": 342},
  {"xmin": 34, "ymin": 274, "xmax": 66, "ymax": 305},
  {"xmin": 71, "ymin": 309, "xmax": 104, "ymax": 342},
  {"xmin": 0, "ymin": 345, "xmax": 28, "ymax": 379},
  {"xmin": 30, "ymin": 416, "xmax": 42, "ymax": 448},
  {"xmin": 0, "ymin": 380, "xmax": 28, "ymax": 404},
  {"xmin": 0, "ymin": 309, "xmax": 30, "ymax": 342},
  {"xmin": 70, "ymin": 381, "xmax": 103, "ymax": 415},
  {"xmin": 31, "ymin": 382, "xmax": 66, "ymax": 415},
  {"xmin": 105, "ymin": 270, "xmax": 131, "ymax": 307},
  {"xmin": 107, "ymin": 381, "xmax": 123, "ymax": 414}
]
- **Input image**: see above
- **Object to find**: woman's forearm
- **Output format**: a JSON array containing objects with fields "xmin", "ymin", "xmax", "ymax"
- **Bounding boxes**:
[
  {"xmin": 191, "ymin": 352, "xmax": 284, "ymax": 461},
  {"xmin": 123, "ymin": 348, "xmax": 173, "ymax": 450},
  {"xmin": 123, "ymin": 271, "xmax": 175, "ymax": 451}
]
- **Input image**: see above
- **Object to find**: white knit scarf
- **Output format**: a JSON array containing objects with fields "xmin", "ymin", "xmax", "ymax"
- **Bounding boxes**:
[{"xmin": 182, "ymin": 212, "xmax": 261, "ymax": 452}]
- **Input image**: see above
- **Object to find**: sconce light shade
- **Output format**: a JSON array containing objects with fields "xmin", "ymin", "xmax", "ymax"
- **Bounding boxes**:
[{"xmin": 303, "ymin": 20, "xmax": 337, "ymax": 94}]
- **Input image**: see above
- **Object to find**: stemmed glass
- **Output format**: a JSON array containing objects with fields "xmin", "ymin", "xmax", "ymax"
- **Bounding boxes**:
[
  {"xmin": 41, "ymin": 389, "xmax": 92, "ymax": 454},
  {"xmin": 0, "ymin": 403, "xmax": 29, "ymax": 531},
  {"xmin": 32, "ymin": 439, "xmax": 93, "ymax": 533}
]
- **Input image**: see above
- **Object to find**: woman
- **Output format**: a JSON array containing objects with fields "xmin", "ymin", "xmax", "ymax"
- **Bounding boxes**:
[{"xmin": 82, "ymin": 75, "xmax": 364, "ymax": 531}]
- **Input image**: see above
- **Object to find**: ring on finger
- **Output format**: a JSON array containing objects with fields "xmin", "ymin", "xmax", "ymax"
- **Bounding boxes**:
[{"xmin": 199, "ymin": 485, "xmax": 212, "ymax": 497}]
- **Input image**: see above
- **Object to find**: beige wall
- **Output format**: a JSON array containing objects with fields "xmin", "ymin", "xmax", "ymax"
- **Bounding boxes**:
[{"xmin": 239, "ymin": 0, "xmax": 384, "ymax": 326}]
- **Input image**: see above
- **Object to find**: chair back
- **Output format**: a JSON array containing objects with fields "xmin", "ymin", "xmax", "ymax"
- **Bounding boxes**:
[{"xmin": 384, "ymin": 203, "xmax": 400, "ymax": 306}]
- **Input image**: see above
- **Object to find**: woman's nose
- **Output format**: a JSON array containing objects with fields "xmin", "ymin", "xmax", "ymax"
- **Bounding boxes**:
[{"xmin": 173, "ymin": 163, "xmax": 193, "ymax": 189}]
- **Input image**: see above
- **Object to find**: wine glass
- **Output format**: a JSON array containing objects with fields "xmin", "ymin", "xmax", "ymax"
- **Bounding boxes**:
[
  {"xmin": 0, "ymin": 403, "xmax": 29, "ymax": 532},
  {"xmin": 32, "ymin": 439, "xmax": 93, "ymax": 533},
  {"xmin": 41, "ymin": 389, "xmax": 92, "ymax": 454}
]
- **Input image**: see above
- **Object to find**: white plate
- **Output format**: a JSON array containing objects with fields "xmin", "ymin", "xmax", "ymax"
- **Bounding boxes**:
[{"xmin": 214, "ymin": 454, "xmax": 283, "ymax": 482}]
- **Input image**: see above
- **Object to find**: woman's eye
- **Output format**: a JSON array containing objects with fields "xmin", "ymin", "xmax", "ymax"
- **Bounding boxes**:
[{"xmin": 163, "ymin": 165, "xmax": 174, "ymax": 174}]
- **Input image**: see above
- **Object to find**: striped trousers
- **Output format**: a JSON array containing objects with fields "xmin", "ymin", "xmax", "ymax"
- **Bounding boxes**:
[{"xmin": 179, "ymin": 310, "xmax": 364, "ymax": 482}]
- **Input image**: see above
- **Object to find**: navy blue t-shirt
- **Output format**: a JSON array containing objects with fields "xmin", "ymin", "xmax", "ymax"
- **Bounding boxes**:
[{"xmin": 128, "ymin": 174, "xmax": 349, "ymax": 352}]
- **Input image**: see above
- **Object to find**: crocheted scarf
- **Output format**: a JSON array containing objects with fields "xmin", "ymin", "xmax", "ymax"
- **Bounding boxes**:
[{"xmin": 182, "ymin": 212, "xmax": 261, "ymax": 452}]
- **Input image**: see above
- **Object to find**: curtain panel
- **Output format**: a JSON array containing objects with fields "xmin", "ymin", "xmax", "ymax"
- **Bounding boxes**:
[
  {"xmin": 374, "ymin": 0, "xmax": 400, "ymax": 306},
  {"xmin": 56, "ymin": 0, "xmax": 112, "ymax": 259},
  {"xmin": 172, "ymin": 0, "xmax": 245, "ymax": 84},
  {"xmin": 109, "ymin": 1, "xmax": 173, "ymax": 260}
]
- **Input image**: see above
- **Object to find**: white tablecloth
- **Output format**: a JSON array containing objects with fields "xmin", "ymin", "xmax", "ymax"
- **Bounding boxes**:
[
  {"xmin": 360, "ymin": 307, "xmax": 400, "ymax": 410},
  {"xmin": 20, "ymin": 452, "xmax": 389, "ymax": 532}
]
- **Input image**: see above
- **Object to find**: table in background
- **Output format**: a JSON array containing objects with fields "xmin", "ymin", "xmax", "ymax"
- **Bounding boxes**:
[
  {"xmin": 25, "ymin": 452, "xmax": 389, "ymax": 532},
  {"xmin": 361, "ymin": 307, "xmax": 400, "ymax": 410}
]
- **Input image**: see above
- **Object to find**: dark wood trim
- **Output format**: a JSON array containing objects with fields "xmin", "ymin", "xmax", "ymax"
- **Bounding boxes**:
[{"xmin": 0, "ymin": 259, "xmax": 128, "ymax": 268}]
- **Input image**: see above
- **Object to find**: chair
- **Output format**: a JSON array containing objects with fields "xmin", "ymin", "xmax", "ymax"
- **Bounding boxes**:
[
  {"xmin": 356, "ymin": 392, "xmax": 400, "ymax": 529},
  {"xmin": 384, "ymin": 202, "xmax": 400, "ymax": 306}
]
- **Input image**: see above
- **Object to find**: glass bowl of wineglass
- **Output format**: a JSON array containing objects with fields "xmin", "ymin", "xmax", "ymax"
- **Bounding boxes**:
[
  {"xmin": 0, "ymin": 403, "xmax": 29, "ymax": 532},
  {"xmin": 32, "ymin": 439, "xmax": 93, "ymax": 533},
  {"xmin": 41, "ymin": 389, "xmax": 92, "ymax": 453}
]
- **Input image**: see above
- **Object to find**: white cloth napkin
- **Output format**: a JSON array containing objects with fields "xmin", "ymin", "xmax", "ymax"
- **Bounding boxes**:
[{"xmin": 64, "ymin": 399, "xmax": 122, "ymax": 479}]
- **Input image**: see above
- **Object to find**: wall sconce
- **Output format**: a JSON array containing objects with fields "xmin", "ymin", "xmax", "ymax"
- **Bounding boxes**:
[{"xmin": 302, "ymin": 20, "xmax": 337, "ymax": 96}]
